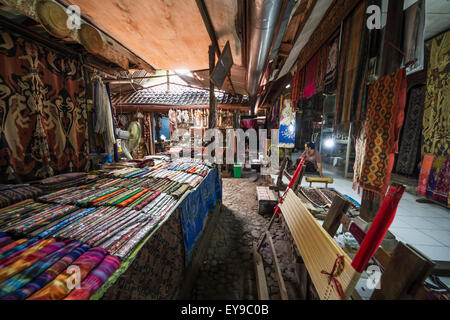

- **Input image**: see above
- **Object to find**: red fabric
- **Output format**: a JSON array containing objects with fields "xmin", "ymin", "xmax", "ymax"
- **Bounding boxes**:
[
  {"xmin": 351, "ymin": 185, "xmax": 405, "ymax": 273},
  {"xmin": 303, "ymin": 52, "xmax": 319, "ymax": 99},
  {"xmin": 417, "ymin": 155, "xmax": 434, "ymax": 196}
]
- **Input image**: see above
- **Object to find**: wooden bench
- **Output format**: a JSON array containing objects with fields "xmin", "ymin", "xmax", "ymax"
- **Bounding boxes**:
[{"xmin": 305, "ymin": 177, "xmax": 333, "ymax": 188}]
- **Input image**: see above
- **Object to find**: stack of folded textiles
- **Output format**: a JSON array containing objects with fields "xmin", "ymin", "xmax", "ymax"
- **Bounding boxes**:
[
  {"xmin": 30, "ymin": 173, "xmax": 89, "ymax": 194},
  {"xmin": 0, "ymin": 185, "xmax": 43, "ymax": 209},
  {"xmin": 0, "ymin": 237, "xmax": 120, "ymax": 300}
]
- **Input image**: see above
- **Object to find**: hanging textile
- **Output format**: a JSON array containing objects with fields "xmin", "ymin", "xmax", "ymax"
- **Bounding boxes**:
[
  {"xmin": 395, "ymin": 86, "xmax": 426, "ymax": 175},
  {"xmin": 324, "ymin": 32, "xmax": 340, "ymax": 93},
  {"xmin": 335, "ymin": 2, "xmax": 368, "ymax": 124},
  {"xmin": 417, "ymin": 155, "xmax": 434, "ymax": 196},
  {"xmin": 315, "ymin": 44, "xmax": 328, "ymax": 93},
  {"xmin": 432, "ymin": 157, "xmax": 450, "ymax": 204},
  {"xmin": 94, "ymin": 78, "xmax": 116, "ymax": 154},
  {"xmin": 303, "ymin": 52, "xmax": 319, "ymax": 99},
  {"xmin": 422, "ymin": 30, "xmax": 449, "ymax": 159},
  {"xmin": 426, "ymin": 156, "xmax": 445, "ymax": 199},
  {"xmin": 0, "ymin": 28, "xmax": 89, "ymax": 183},
  {"xmin": 353, "ymin": 69, "xmax": 407, "ymax": 196},
  {"xmin": 403, "ymin": 0, "xmax": 425, "ymax": 74},
  {"xmin": 143, "ymin": 113, "xmax": 153, "ymax": 155},
  {"xmin": 278, "ymin": 98, "xmax": 296, "ymax": 148}
]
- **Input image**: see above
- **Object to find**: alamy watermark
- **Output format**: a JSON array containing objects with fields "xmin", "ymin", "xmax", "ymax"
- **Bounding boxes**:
[{"xmin": 170, "ymin": 128, "xmax": 280, "ymax": 174}]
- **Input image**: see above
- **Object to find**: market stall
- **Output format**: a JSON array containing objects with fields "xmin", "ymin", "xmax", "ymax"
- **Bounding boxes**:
[{"xmin": 0, "ymin": 157, "xmax": 222, "ymax": 300}]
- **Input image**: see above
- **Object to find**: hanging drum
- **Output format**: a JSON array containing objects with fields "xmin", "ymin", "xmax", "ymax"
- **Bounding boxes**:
[
  {"xmin": 78, "ymin": 23, "xmax": 104, "ymax": 54},
  {"xmin": 35, "ymin": 0, "xmax": 71, "ymax": 39}
]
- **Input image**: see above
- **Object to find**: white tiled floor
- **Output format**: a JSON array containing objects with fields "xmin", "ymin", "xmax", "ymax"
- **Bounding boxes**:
[{"xmin": 271, "ymin": 166, "xmax": 450, "ymax": 262}]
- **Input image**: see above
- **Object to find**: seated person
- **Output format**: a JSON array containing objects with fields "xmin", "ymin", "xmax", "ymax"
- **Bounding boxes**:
[{"xmin": 299, "ymin": 142, "xmax": 323, "ymax": 177}]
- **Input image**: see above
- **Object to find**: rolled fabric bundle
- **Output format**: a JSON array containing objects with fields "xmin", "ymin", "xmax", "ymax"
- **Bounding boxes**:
[
  {"xmin": 90, "ymin": 188, "xmax": 127, "ymax": 205},
  {"xmin": 0, "ymin": 236, "xmax": 12, "ymax": 248},
  {"xmin": 64, "ymin": 255, "xmax": 121, "ymax": 300},
  {"xmin": 0, "ymin": 239, "xmax": 54, "ymax": 270},
  {"xmin": 116, "ymin": 189, "xmax": 149, "ymax": 208},
  {"xmin": 0, "ymin": 241, "xmax": 81, "ymax": 298},
  {"xmin": 36, "ymin": 208, "xmax": 96, "ymax": 239},
  {"xmin": 0, "ymin": 239, "xmax": 27, "ymax": 256},
  {"xmin": 86, "ymin": 211, "xmax": 140, "ymax": 245},
  {"xmin": 134, "ymin": 191, "xmax": 161, "ymax": 211},
  {"xmin": 28, "ymin": 247, "xmax": 106, "ymax": 300},
  {"xmin": 0, "ymin": 240, "xmax": 65, "ymax": 284},
  {"xmin": 0, "ymin": 238, "xmax": 40, "ymax": 262},
  {"xmin": 106, "ymin": 189, "xmax": 140, "ymax": 206},
  {"xmin": 351, "ymin": 185, "xmax": 405, "ymax": 273}
]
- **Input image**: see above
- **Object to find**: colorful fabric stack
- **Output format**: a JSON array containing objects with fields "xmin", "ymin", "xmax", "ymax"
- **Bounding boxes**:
[
  {"xmin": 353, "ymin": 68, "xmax": 407, "ymax": 196},
  {"xmin": 30, "ymin": 173, "xmax": 89, "ymax": 193},
  {"xmin": 0, "ymin": 186, "xmax": 43, "ymax": 209},
  {"xmin": 0, "ymin": 159, "xmax": 217, "ymax": 299},
  {"xmin": 0, "ymin": 237, "xmax": 120, "ymax": 301}
]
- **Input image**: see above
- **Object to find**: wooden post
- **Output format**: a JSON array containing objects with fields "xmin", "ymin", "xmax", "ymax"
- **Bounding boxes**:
[
  {"xmin": 322, "ymin": 195, "xmax": 352, "ymax": 237},
  {"xmin": 360, "ymin": 0, "xmax": 404, "ymax": 222},
  {"xmin": 371, "ymin": 242, "xmax": 435, "ymax": 300},
  {"xmin": 208, "ymin": 45, "xmax": 216, "ymax": 129}
]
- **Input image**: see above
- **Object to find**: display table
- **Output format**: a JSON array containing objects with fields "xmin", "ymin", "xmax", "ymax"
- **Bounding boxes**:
[{"xmin": 91, "ymin": 168, "xmax": 222, "ymax": 300}]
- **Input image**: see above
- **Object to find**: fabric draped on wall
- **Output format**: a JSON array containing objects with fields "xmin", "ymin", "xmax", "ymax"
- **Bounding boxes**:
[
  {"xmin": 353, "ymin": 69, "xmax": 407, "ymax": 196},
  {"xmin": 395, "ymin": 85, "xmax": 426, "ymax": 175},
  {"xmin": 426, "ymin": 156, "xmax": 445, "ymax": 199},
  {"xmin": 335, "ymin": 1, "xmax": 369, "ymax": 125},
  {"xmin": 324, "ymin": 32, "xmax": 340, "ymax": 93},
  {"xmin": 0, "ymin": 28, "xmax": 88, "ymax": 183},
  {"xmin": 417, "ymin": 155, "xmax": 434, "ymax": 196},
  {"xmin": 422, "ymin": 30, "xmax": 449, "ymax": 159},
  {"xmin": 432, "ymin": 157, "xmax": 450, "ymax": 205},
  {"xmin": 303, "ymin": 52, "xmax": 319, "ymax": 99},
  {"xmin": 315, "ymin": 44, "xmax": 328, "ymax": 93}
]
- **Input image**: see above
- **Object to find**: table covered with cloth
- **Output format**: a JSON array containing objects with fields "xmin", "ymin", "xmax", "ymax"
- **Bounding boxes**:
[{"xmin": 91, "ymin": 168, "xmax": 222, "ymax": 299}]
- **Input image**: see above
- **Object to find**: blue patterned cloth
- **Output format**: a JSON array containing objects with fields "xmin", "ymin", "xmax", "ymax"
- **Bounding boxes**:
[{"xmin": 179, "ymin": 168, "xmax": 222, "ymax": 265}]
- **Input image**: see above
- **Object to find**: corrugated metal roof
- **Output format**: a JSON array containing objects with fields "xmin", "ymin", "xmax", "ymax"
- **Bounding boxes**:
[{"xmin": 111, "ymin": 84, "xmax": 249, "ymax": 106}]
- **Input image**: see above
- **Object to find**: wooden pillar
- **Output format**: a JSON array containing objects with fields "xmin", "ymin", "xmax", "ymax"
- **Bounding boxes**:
[
  {"xmin": 208, "ymin": 45, "xmax": 216, "ymax": 129},
  {"xmin": 360, "ymin": 0, "xmax": 404, "ymax": 222}
]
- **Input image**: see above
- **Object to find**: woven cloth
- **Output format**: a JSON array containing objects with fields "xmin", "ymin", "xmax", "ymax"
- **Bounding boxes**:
[
  {"xmin": 324, "ymin": 33, "xmax": 340, "ymax": 93},
  {"xmin": 0, "ymin": 186, "xmax": 43, "ymax": 208},
  {"xmin": 395, "ymin": 86, "xmax": 426, "ymax": 175},
  {"xmin": 432, "ymin": 157, "xmax": 450, "ymax": 204},
  {"xmin": 353, "ymin": 69, "xmax": 407, "ymax": 195},
  {"xmin": 422, "ymin": 30, "xmax": 449, "ymax": 159},
  {"xmin": 426, "ymin": 156, "xmax": 445, "ymax": 198},
  {"xmin": 417, "ymin": 155, "xmax": 434, "ymax": 196},
  {"xmin": 335, "ymin": 2, "xmax": 368, "ymax": 124}
]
